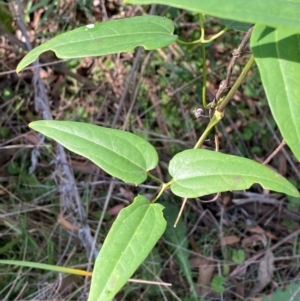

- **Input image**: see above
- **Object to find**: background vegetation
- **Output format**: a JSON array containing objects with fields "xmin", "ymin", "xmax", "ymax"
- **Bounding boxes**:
[{"xmin": 1, "ymin": 0, "xmax": 300, "ymax": 300}]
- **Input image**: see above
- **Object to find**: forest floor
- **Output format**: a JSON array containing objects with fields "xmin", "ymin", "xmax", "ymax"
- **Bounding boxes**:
[{"xmin": 1, "ymin": 1, "xmax": 300, "ymax": 300}]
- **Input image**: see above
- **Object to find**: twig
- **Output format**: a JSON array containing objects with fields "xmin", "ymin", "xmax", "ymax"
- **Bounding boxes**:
[
  {"xmin": 111, "ymin": 4, "xmax": 156, "ymax": 127},
  {"xmin": 217, "ymin": 54, "xmax": 255, "ymax": 112},
  {"xmin": 122, "ymin": 51, "xmax": 153, "ymax": 130},
  {"xmin": 112, "ymin": 47, "xmax": 143, "ymax": 127},
  {"xmin": 100, "ymin": 0, "xmax": 108, "ymax": 21},
  {"xmin": 215, "ymin": 26, "xmax": 253, "ymax": 102},
  {"xmin": 12, "ymin": 0, "xmax": 95, "ymax": 260},
  {"xmin": 256, "ymin": 104, "xmax": 300, "ymax": 180},
  {"xmin": 83, "ymin": 181, "xmax": 114, "ymax": 295},
  {"xmin": 0, "ymin": 22, "xmax": 96, "ymax": 88},
  {"xmin": 263, "ymin": 140, "xmax": 286, "ymax": 165},
  {"xmin": 229, "ymin": 228, "xmax": 300, "ymax": 279}
]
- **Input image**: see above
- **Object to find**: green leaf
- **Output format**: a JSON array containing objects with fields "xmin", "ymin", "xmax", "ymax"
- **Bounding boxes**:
[
  {"xmin": 262, "ymin": 282, "xmax": 300, "ymax": 301},
  {"xmin": 125, "ymin": 0, "xmax": 300, "ymax": 33},
  {"xmin": 29, "ymin": 121, "xmax": 158, "ymax": 185},
  {"xmin": 251, "ymin": 25, "xmax": 300, "ymax": 161},
  {"xmin": 0, "ymin": 260, "xmax": 91, "ymax": 276},
  {"xmin": 16, "ymin": 16, "xmax": 177, "ymax": 72},
  {"xmin": 169, "ymin": 149, "xmax": 300, "ymax": 198},
  {"xmin": 162, "ymin": 202, "xmax": 197, "ymax": 298},
  {"xmin": 88, "ymin": 195, "xmax": 166, "ymax": 301},
  {"xmin": 219, "ymin": 19, "xmax": 252, "ymax": 32},
  {"xmin": 0, "ymin": 4, "xmax": 13, "ymax": 33},
  {"xmin": 211, "ymin": 275, "xmax": 225, "ymax": 293},
  {"xmin": 232, "ymin": 249, "xmax": 245, "ymax": 264}
]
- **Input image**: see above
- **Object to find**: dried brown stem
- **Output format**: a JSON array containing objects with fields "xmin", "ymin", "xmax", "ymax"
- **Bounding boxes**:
[
  {"xmin": 12, "ymin": 0, "xmax": 95, "ymax": 260},
  {"xmin": 214, "ymin": 26, "xmax": 253, "ymax": 102}
]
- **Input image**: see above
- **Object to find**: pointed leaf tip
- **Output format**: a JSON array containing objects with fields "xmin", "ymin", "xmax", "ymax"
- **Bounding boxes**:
[
  {"xmin": 16, "ymin": 16, "xmax": 177, "ymax": 72},
  {"xmin": 29, "ymin": 120, "xmax": 158, "ymax": 185},
  {"xmin": 88, "ymin": 195, "xmax": 166, "ymax": 301}
]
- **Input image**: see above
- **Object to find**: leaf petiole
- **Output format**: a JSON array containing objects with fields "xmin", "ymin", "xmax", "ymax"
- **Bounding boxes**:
[{"xmin": 194, "ymin": 110, "xmax": 224, "ymax": 149}]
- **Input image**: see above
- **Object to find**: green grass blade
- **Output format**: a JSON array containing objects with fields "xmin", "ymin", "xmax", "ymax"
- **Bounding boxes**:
[{"xmin": 0, "ymin": 260, "xmax": 92, "ymax": 276}]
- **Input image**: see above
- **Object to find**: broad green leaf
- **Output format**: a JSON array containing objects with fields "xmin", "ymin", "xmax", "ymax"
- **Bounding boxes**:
[
  {"xmin": 88, "ymin": 195, "xmax": 166, "ymax": 301},
  {"xmin": 219, "ymin": 19, "xmax": 252, "ymax": 32},
  {"xmin": 169, "ymin": 149, "xmax": 300, "ymax": 198},
  {"xmin": 125, "ymin": 0, "xmax": 300, "ymax": 33},
  {"xmin": 251, "ymin": 25, "xmax": 300, "ymax": 161},
  {"xmin": 162, "ymin": 202, "xmax": 197, "ymax": 299},
  {"xmin": 0, "ymin": 260, "xmax": 92, "ymax": 276},
  {"xmin": 262, "ymin": 282, "xmax": 300, "ymax": 301},
  {"xmin": 16, "ymin": 16, "xmax": 177, "ymax": 72},
  {"xmin": 29, "ymin": 121, "xmax": 158, "ymax": 185}
]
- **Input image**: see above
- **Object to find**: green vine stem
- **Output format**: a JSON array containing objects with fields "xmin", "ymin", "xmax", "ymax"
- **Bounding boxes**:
[
  {"xmin": 177, "ymin": 13, "xmax": 229, "ymax": 46},
  {"xmin": 147, "ymin": 171, "xmax": 164, "ymax": 184},
  {"xmin": 177, "ymin": 26, "xmax": 229, "ymax": 45},
  {"xmin": 151, "ymin": 181, "xmax": 172, "ymax": 203},
  {"xmin": 194, "ymin": 109, "xmax": 224, "ymax": 149},
  {"xmin": 199, "ymin": 14, "xmax": 208, "ymax": 109},
  {"xmin": 152, "ymin": 24, "xmax": 254, "ymax": 205},
  {"xmin": 178, "ymin": 14, "xmax": 229, "ymax": 109},
  {"xmin": 194, "ymin": 55, "xmax": 255, "ymax": 149}
]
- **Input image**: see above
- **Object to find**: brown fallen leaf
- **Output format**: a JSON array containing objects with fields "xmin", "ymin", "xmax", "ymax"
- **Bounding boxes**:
[
  {"xmin": 119, "ymin": 187, "xmax": 135, "ymax": 200},
  {"xmin": 23, "ymin": 132, "xmax": 41, "ymax": 145},
  {"xmin": 57, "ymin": 275, "xmax": 81, "ymax": 296},
  {"xmin": 246, "ymin": 97, "xmax": 257, "ymax": 115},
  {"xmin": 221, "ymin": 192, "xmax": 233, "ymax": 207},
  {"xmin": 242, "ymin": 234, "xmax": 267, "ymax": 247},
  {"xmin": 249, "ymin": 225, "xmax": 278, "ymax": 240},
  {"xmin": 234, "ymin": 279, "xmax": 246, "ymax": 299},
  {"xmin": 247, "ymin": 249, "xmax": 275, "ymax": 297},
  {"xmin": 215, "ymin": 235, "xmax": 240, "ymax": 247},
  {"xmin": 58, "ymin": 214, "xmax": 80, "ymax": 232},
  {"xmin": 108, "ymin": 204, "xmax": 125, "ymax": 216},
  {"xmin": 71, "ymin": 159, "xmax": 98, "ymax": 174},
  {"xmin": 190, "ymin": 257, "xmax": 214, "ymax": 297}
]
